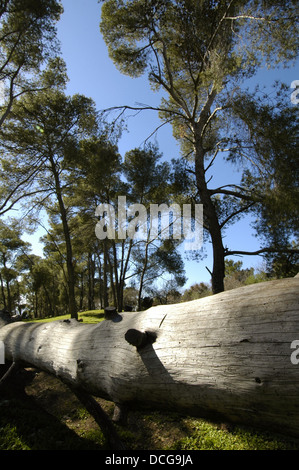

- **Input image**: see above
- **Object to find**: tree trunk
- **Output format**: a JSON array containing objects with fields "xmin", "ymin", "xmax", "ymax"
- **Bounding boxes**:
[
  {"xmin": 103, "ymin": 242, "xmax": 109, "ymax": 308},
  {"xmin": 193, "ymin": 124, "xmax": 225, "ymax": 294},
  {"xmin": 88, "ymin": 252, "xmax": 95, "ymax": 311},
  {"xmin": 138, "ymin": 240, "xmax": 150, "ymax": 311},
  {"xmin": 49, "ymin": 155, "xmax": 78, "ymax": 319},
  {"xmin": 1, "ymin": 276, "xmax": 299, "ymax": 437},
  {"xmin": 0, "ymin": 272, "xmax": 7, "ymax": 311}
]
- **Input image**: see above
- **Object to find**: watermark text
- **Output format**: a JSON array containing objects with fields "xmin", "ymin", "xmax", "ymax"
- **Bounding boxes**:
[
  {"xmin": 291, "ymin": 80, "xmax": 299, "ymax": 104},
  {"xmin": 291, "ymin": 340, "xmax": 299, "ymax": 365},
  {"xmin": 95, "ymin": 197, "xmax": 203, "ymax": 251},
  {"xmin": 0, "ymin": 341, "xmax": 4, "ymax": 365}
]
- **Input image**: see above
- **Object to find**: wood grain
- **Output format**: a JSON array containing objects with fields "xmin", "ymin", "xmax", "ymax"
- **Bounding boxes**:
[{"xmin": 1, "ymin": 276, "xmax": 299, "ymax": 437}]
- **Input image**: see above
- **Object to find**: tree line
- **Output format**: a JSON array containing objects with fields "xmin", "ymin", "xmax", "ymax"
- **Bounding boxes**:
[{"xmin": 0, "ymin": 0, "xmax": 298, "ymax": 319}]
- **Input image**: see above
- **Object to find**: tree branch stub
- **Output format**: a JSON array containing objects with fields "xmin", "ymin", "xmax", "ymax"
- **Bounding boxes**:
[{"xmin": 125, "ymin": 328, "xmax": 157, "ymax": 350}]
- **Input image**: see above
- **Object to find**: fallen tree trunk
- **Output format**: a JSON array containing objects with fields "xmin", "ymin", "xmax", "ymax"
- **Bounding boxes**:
[{"xmin": 1, "ymin": 276, "xmax": 299, "ymax": 437}]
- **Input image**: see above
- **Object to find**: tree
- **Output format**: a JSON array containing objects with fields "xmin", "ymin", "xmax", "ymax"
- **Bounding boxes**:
[
  {"xmin": 122, "ymin": 145, "xmax": 186, "ymax": 309},
  {"xmin": 64, "ymin": 135, "xmax": 124, "ymax": 310},
  {"xmin": 228, "ymin": 86, "xmax": 299, "ymax": 255},
  {"xmin": 151, "ymin": 279, "xmax": 182, "ymax": 304},
  {"xmin": 0, "ymin": 87, "xmax": 98, "ymax": 318},
  {"xmin": 264, "ymin": 246, "xmax": 299, "ymax": 280},
  {"xmin": 182, "ymin": 282, "xmax": 211, "ymax": 302},
  {"xmin": 0, "ymin": 219, "xmax": 29, "ymax": 315},
  {"xmin": 0, "ymin": 0, "xmax": 63, "ymax": 127},
  {"xmin": 1, "ymin": 275, "xmax": 299, "ymax": 438},
  {"xmin": 74, "ymin": 140, "xmax": 187, "ymax": 312},
  {"xmin": 100, "ymin": 0, "xmax": 298, "ymax": 293},
  {"xmin": 0, "ymin": 57, "xmax": 68, "ymax": 216},
  {"xmin": 19, "ymin": 254, "xmax": 60, "ymax": 318}
]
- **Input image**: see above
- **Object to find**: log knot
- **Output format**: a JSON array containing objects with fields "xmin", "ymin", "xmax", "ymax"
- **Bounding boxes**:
[
  {"xmin": 77, "ymin": 359, "xmax": 85, "ymax": 371},
  {"xmin": 125, "ymin": 329, "xmax": 156, "ymax": 350}
]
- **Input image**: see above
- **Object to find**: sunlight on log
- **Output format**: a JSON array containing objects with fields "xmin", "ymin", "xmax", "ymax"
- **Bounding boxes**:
[{"xmin": 1, "ymin": 275, "xmax": 299, "ymax": 437}]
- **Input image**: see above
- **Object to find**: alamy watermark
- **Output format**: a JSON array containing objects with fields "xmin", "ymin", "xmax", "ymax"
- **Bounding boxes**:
[
  {"xmin": 290, "ymin": 340, "xmax": 299, "ymax": 365},
  {"xmin": 95, "ymin": 197, "xmax": 203, "ymax": 251},
  {"xmin": 0, "ymin": 341, "xmax": 4, "ymax": 365},
  {"xmin": 291, "ymin": 80, "xmax": 299, "ymax": 105},
  {"xmin": 0, "ymin": 81, "xmax": 5, "ymax": 105}
]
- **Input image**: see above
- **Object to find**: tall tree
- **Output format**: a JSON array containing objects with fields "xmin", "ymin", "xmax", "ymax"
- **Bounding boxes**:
[
  {"xmin": 68, "ymin": 136, "xmax": 187, "ymax": 312},
  {"xmin": 122, "ymin": 145, "xmax": 186, "ymax": 309},
  {"xmin": 0, "ymin": 88, "xmax": 98, "ymax": 318},
  {"xmin": 19, "ymin": 253, "xmax": 60, "ymax": 318},
  {"xmin": 0, "ymin": 219, "xmax": 29, "ymax": 315},
  {"xmin": 227, "ymin": 86, "xmax": 299, "ymax": 265},
  {"xmin": 0, "ymin": 57, "xmax": 68, "ymax": 216},
  {"xmin": 66, "ymin": 135, "xmax": 124, "ymax": 310},
  {"xmin": 100, "ymin": 0, "xmax": 298, "ymax": 293}
]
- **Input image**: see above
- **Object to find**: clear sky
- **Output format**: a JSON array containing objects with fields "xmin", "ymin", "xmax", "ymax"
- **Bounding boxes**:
[{"xmin": 28, "ymin": 0, "xmax": 298, "ymax": 288}]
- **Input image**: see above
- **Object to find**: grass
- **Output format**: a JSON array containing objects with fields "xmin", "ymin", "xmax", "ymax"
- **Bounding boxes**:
[
  {"xmin": 26, "ymin": 309, "xmax": 105, "ymax": 324},
  {"xmin": 0, "ymin": 400, "xmax": 105, "ymax": 450},
  {"xmin": 171, "ymin": 419, "xmax": 298, "ymax": 451}
]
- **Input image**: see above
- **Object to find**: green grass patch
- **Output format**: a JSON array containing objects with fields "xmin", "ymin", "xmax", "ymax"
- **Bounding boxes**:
[
  {"xmin": 0, "ymin": 423, "xmax": 31, "ymax": 450},
  {"xmin": 171, "ymin": 419, "xmax": 299, "ymax": 451},
  {"xmin": 26, "ymin": 309, "xmax": 105, "ymax": 324}
]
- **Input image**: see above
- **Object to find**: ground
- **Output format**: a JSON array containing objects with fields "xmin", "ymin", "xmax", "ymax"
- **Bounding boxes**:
[{"xmin": 1, "ymin": 365, "xmax": 299, "ymax": 451}]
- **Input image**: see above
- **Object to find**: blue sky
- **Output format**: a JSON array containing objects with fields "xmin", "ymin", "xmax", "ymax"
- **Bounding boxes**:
[{"xmin": 28, "ymin": 0, "xmax": 298, "ymax": 288}]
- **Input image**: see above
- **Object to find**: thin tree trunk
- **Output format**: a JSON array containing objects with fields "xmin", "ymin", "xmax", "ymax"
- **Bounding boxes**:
[
  {"xmin": 103, "ymin": 242, "xmax": 109, "ymax": 308},
  {"xmin": 112, "ymin": 241, "xmax": 120, "ymax": 310},
  {"xmin": 79, "ymin": 272, "xmax": 84, "ymax": 311},
  {"xmin": 96, "ymin": 250, "xmax": 104, "ymax": 309},
  {"xmin": 138, "ymin": 240, "xmax": 150, "ymax": 310},
  {"xmin": 0, "ymin": 272, "xmax": 7, "ymax": 311},
  {"xmin": 88, "ymin": 252, "xmax": 95, "ymax": 311},
  {"xmin": 34, "ymin": 291, "xmax": 38, "ymax": 318},
  {"xmin": 121, "ymin": 239, "xmax": 133, "ymax": 311},
  {"xmin": 49, "ymin": 156, "xmax": 77, "ymax": 319}
]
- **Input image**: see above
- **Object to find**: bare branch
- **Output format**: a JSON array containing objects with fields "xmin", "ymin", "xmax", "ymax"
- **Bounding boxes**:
[
  {"xmin": 209, "ymin": 186, "xmax": 254, "ymax": 202},
  {"xmin": 205, "ymin": 148, "xmax": 220, "ymax": 174},
  {"xmin": 220, "ymin": 202, "xmax": 256, "ymax": 229},
  {"xmin": 142, "ymin": 117, "xmax": 174, "ymax": 147},
  {"xmin": 0, "ymin": 63, "xmax": 22, "ymax": 127},
  {"xmin": 225, "ymin": 15, "xmax": 296, "ymax": 22},
  {"xmin": 225, "ymin": 248, "xmax": 299, "ymax": 257},
  {"xmin": 201, "ymin": 106, "xmax": 223, "ymax": 137},
  {"xmin": 225, "ymin": 15, "xmax": 268, "ymax": 21}
]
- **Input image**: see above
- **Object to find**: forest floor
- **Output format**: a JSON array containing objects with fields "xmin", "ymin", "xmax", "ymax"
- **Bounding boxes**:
[{"xmin": 1, "ymin": 365, "xmax": 299, "ymax": 451}]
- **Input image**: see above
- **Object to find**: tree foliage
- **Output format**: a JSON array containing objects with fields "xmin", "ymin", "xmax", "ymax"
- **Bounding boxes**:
[
  {"xmin": 0, "ymin": 219, "xmax": 30, "ymax": 314},
  {"xmin": 0, "ymin": 0, "xmax": 63, "ymax": 127},
  {"xmin": 0, "ymin": 81, "xmax": 99, "ymax": 318}
]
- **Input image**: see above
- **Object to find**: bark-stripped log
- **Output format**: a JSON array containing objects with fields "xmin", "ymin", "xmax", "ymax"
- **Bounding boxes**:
[{"xmin": 1, "ymin": 276, "xmax": 299, "ymax": 437}]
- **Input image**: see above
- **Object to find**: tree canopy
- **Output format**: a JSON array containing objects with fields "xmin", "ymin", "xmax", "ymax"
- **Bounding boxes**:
[{"xmin": 0, "ymin": 0, "xmax": 63, "ymax": 127}]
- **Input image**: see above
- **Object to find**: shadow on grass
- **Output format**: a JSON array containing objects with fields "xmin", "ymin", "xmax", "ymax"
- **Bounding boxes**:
[{"xmin": 0, "ymin": 368, "xmax": 107, "ymax": 451}]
